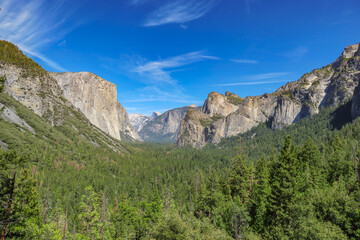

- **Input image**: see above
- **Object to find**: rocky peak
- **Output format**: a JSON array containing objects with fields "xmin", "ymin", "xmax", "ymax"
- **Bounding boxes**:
[
  {"xmin": 0, "ymin": 41, "xmax": 66, "ymax": 125},
  {"xmin": 188, "ymin": 104, "xmax": 198, "ymax": 108},
  {"xmin": 178, "ymin": 42, "xmax": 360, "ymax": 148},
  {"xmin": 150, "ymin": 112, "xmax": 162, "ymax": 120},
  {"xmin": 340, "ymin": 43, "xmax": 360, "ymax": 59},
  {"xmin": 139, "ymin": 105, "xmax": 198, "ymax": 142},
  {"xmin": 129, "ymin": 112, "xmax": 162, "ymax": 133},
  {"xmin": 50, "ymin": 72, "xmax": 142, "ymax": 142},
  {"xmin": 201, "ymin": 92, "xmax": 240, "ymax": 117},
  {"xmin": 333, "ymin": 43, "xmax": 360, "ymax": 69}
]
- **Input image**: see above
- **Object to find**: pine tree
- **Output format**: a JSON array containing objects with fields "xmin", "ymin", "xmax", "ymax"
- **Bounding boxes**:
[
  {"xmin": 267, "ymin": 136, "xmax": 301, "ymax": 237},
  {"xmin": 78, "ymin": 186, "xmax": 101, "ymax": 239},
  {"xmin": 298, "ymin": 138, "xmax": 324, "ymax": 188},
  {"xmin": 250, "ymin": 157, "xmax": 271, "ymax": 234},
  {"xmin": 227, "ymin": 150, "xmax": 253, "ymax": 204},
  {"xmin": 0, "ymin": 150, "xmax": 40, "ymax": 239},
  {"xmin": 327, "ymin": 135, "xmax": 355, "ymax": 183},
  {"xmin": 110, "ymin": 195, "xmax": 135, "ymax": 239}
]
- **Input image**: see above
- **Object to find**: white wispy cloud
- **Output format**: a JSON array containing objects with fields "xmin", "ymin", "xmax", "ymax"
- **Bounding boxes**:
[
  {"xmin": 104, "ymin": 51, "xmax": 218, "ymax": 106},
  {"xmin": 214, "ymin": 80, "xmax": 289, "ymax": 86},
  {"xmin": 0, "ymin": 0, "xmax": 78, "ymax": 71},
  {"xmin": 213, "ymin": 72, "xmax": 292, "ymax": 86},
  {"xmin": 231, "ymin": 59, "xmax": 259, "ymax": 64},
  {"xmin": 244, "ymin": 72, "xmax": 292, "ymax": 80},
  {"xmin": 132, "ymin": 51, "xmax": 220, "ymax": 85},
  {"xmin": 144, "ymin": 0, "xmax": 216, "ymax": 27}
]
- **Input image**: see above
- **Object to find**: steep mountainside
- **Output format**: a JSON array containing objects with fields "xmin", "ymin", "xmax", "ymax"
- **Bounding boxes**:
[
  {"xmin": 139, "ymin": 105, "xmax": 199, "ymax": 142},
  {"xmin": 50, "ymin": 72, "xmax": 141, "ymax": 141},
  {"xmin": 0, "ymin": 41, "xmax": 65, "ymax": 126},
  {"xmin": 0, "ymin": 40, "xmax": 130, "ymax": 151},
  {"xmin": 129, "ymin": 112, "xmax": 161, "ymax": 132},
  {"xmin": 178, "ymin": 42, "xmax": 360, "ymax": 148}
]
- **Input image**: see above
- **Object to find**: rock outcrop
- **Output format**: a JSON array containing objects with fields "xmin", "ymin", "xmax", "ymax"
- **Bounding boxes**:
[
  {"xmin": 178, "ymin": 42, "xmax": 360, "ymax": 148},
  {"xmin": 50, "ymin": 72, "xmax": 142, "ymax": 141},
  {"xmin": 0, "ymin": 40, "xmax": 140, "ymax": 143},
  {"xmin": 129, "ymin": 112, "xmax": 161, "ymax": 132},
  {"xmin": 139, "ymin": 105, "xmax": 199, "ymax": 142},
  {"xmin": 0, "ymin": 41, "xmax": 67, "ymax": 126}
]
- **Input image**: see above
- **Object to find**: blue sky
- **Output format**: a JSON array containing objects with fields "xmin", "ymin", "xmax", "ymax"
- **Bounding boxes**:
[{"xmin": 1, "ymin": 0, "xmax": 360, "ymax": 115}]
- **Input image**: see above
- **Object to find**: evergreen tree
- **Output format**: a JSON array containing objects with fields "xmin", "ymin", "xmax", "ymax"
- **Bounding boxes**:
[
  {"xmin": 110, "ymin": 195, "xmax": 139, "ymax": 239},
  {"xmin": 298, "ymin": 138, "xmax": 324, "ymax": 188},
  {"xmin": 78, "ymin": 186, "xmax": 101, "ymax": 239},
  {"xmin": 327, "ymin": 135, "xmax": 355, "ymax": 184},
  {"xmin": 0, "ymin": 150, "xmax": 40, "ymax": 239},
  {"xmin": 267, "ymin": 136, "xmax": 301, "ymax": 237},
  {"xmin": 227, "ymin": 150, "xmax": 253, "ymax": 204},
  {"xmin": 250, "ymin": 157, "xmax": 271, "ymax": 234}
]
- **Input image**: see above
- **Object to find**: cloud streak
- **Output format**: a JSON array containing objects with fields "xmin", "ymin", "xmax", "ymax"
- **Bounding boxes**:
[
  {"xmin": 104, "ymin": 51, "xmax": 218, "ymax": 108},
  {"xmin": 132, "ymin": 51, "xmax": 220, "ymax": 85},
  {"xmin": 144, "ymin": 0, "xmax": 216, "ymax": 27},
  {"xmin": 214, "ymin": 80, "xmax": 289, "ymax": 86},
  {"xmin": 0, "ymin": 0, "xmax": 78, "ymax": 71},
  {"xmin": 213, "ymin": 72, "xmax": 293, "ymax": 86},
  {"xmin": 231, "ymin": 59, "xmax": 259, "ymax": 64}
]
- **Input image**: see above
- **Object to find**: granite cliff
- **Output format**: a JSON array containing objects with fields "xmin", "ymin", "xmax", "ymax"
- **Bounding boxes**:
[
  {"xmin": 129, "ymin": 112, "xmax": 161, "ymax": 132},
  {"xmin": 178, "ymin": 43, "xmax": 360, "ymax": 148},
  {"xmin": 50, "ymin": 72, "xmax": 141, "ymax": 141},
  {"xmin": 0, "ymin": 41, "xmax": 67, "ymax": 126},
  {"xmin": 139, "ymin": 105, "xmax": 199, "ymax": 142},
  {"xmin": 0, "ymin": 40, "xmax": 140, "ymax": 146}
]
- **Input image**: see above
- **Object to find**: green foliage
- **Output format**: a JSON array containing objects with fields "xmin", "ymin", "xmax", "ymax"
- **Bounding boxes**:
[
  {"xmin": 312, "ymin": 80, "xmax": 320, "ymax": 86},
  {"xmin": 250, "ymin": 157, "xmax": 271, "ymax": 234},
  {"xmin": 0, "ymin": 75, "xmax": 5, "ymax": 92},
  {"xmin": 0, "ymin": 150, "xmax": 40, "ymax": 239},
  {"xmin": 151, "ymin": 211, "xmax": 232, "ymax": 240},
  {"xmin": 227, "ymin": 95, "xmax": 244, "ymax": 106},
  {"xmin": 200, "ymin": 115, "xmax": 224, "ymax": 127},
  {"xmin": 227, "ymin": 151, "xmax": 253, "ymax": 203},
  {"xmin": 78, "ymin": 186, "xmax": 102, "ymax": 239},
  {"xmin": 200, "ymin": 118, "xmax": 213, "ymax": 127},
  {"xmin": 211, "ymin": 114, "xmax": 224, "ymax": 122},
  {"xmin": 110, "ymin": 195, "xmax": 139, "ymax": 239},
  {"xmin": 0, "ymin": 40, "xmax": 46, "ymax": 77},
  {"xmin": 281, "ymin": 90, "xmax": 296, "ymax": 100}
]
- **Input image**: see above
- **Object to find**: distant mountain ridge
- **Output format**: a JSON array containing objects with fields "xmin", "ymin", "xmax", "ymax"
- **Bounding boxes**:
[
  {"xmin": 129, "ymin": 112, "xmax": 161, "ymax": 132},
  {"xmin": 137, "ymin": 105, "xmax": 200, "ymax": 143},
  {"xmin": 177, "ymin": 42, "xmax": 360, "ymax": 148}
]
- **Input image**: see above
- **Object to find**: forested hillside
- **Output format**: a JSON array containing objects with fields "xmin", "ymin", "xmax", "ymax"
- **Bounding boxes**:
[{"xmin": 0, "ymin": 41, "xmax": 359, "ymax": 239}]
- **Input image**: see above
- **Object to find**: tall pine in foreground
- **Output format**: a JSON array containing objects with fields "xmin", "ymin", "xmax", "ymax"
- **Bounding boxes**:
[
  {"xmin": 0, "ymin": 150, "xmax": 40, "ymax": 239},
  {"xmin": 266, "ymin": 136, "xmax": 304, "ymax": 238}
]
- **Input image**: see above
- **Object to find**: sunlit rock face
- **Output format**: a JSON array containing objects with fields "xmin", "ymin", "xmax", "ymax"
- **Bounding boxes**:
[
  {"xmin": 50, "ymin": 72, "xmax": 142, "ymax": 141},
  {"xmin": 178, "ymin": 43, "xmax": 360, "ymax": 148},
  {"xmin": 139, "ymin": 106, "xmax": 200, "ymax": 143}
]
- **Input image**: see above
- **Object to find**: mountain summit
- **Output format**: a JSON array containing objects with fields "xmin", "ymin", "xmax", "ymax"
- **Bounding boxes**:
[
  {"xmin": 177, "ymin": 43, "xmax": 360, "ymax": 148},
  {"xmin": 0, "ymin": 40, "xmax": 140, "ymax": 143}
]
